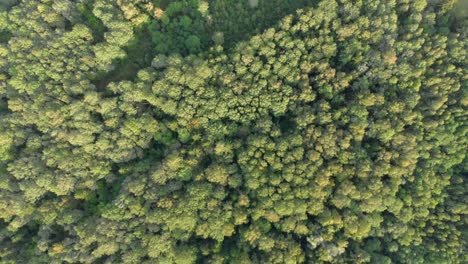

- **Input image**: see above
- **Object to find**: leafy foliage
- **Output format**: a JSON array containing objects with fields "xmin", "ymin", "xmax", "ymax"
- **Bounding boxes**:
[{"xmin": 0, "ymin": 0, "xmax": 466, "ymax": 263}]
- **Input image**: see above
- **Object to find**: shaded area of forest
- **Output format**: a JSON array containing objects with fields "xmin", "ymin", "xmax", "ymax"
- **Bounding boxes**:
[{"xmin": 88, "ymin": 0, "xmax": 311, "ymax": 89}]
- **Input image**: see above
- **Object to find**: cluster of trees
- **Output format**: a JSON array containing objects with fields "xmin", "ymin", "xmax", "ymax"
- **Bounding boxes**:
[{"xmin": 0, "ymin": 0, "xmax": 466, "ymax": 263}]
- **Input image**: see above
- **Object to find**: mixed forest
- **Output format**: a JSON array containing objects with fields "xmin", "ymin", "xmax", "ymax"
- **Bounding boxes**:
[{"xmin": 0, "ymin": 0, "xmax": 467, "ymax": 263}]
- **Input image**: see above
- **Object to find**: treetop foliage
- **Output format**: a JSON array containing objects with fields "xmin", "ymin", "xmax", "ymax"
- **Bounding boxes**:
[{"xmin": 0, "ymin": 0, "xmax": 467, "ymax": 263}]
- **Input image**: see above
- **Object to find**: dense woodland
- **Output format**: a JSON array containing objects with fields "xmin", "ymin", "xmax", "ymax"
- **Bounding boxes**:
[{"xmin": 0, "ymin": 0, "xmax": 467, "ymax": 263}]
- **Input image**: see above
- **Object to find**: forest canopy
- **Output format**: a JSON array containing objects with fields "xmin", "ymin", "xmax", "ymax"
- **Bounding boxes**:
[{"xmin": 0, "ymin": 0, "xmax": 467, "ymax": 263}]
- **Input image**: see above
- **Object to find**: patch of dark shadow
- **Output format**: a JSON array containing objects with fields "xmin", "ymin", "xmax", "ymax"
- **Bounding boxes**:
[
  {"xmin": 0, "ymin": 29, "xmax": 12, "ymax": 43},
  {"xmin": 24, "ymin": 220, "xmax": 41, "ymax": 237},
  {"xmin": 90, "ymin": 111, "xmax": 104, "ymax": 123},
  {"xmin": 449, "ymin": 10, "xmax": 467, "ymax": 33},
  {"xmin": 0, "ymin": 97, "xmax": 9, "ymax": 114},
  {"xmin": 199, "ymin": 154, "xmax": 213, "ymax": 170},
  {"xmin": 94, "ymin": 255, "xmax": 111, "ymax": 264},
  {"xmin": 63, "ymin": 19, "xmax": 73, "ymax": 31},
  {"xmin": 123, "ymin": 143, "xmax": 166, "ymax": 174},
  {"xmin": 0, "ymin": 0, "xmax": 17, "ymax": 12},
  {"xmin": 156, "ymin": 0, "xmax": 175, "ymax": 9},
  {"xmin": 330, "ymin": 93, "xmax": 346, "ymax": 108},
  {"xmin": 276, "ymin": 114, "xmax": 297, "ymax": 134},
  {"xmin": 217, "ymin": 231, "xmax": 246, "ymax": 256},
  {"xmin": 361, "ymin": 136, "xmax": 382, "ymax": 162},
  {"xmin": 80, "ymin": 177, "xmax": 125, "ymax": 216},
  {"xmin": 210, "ymin": 0, "xmax": 311, "ymax": 50},
  {"xmin": 235, "ymin": 125, "xmax": 252, "ymax": 138},
  {"xmin": 344, "ymin": 77, "xmax": 370, "ymax": 102},
  {"xmin": 77, "ymin": 2, "xmax": 105, "ymax": 43},
  {"xmin": 93, "ymin": 24, "xmax": 154, "ymax": 91},
  {"xmin": 48, "ymin": 224, "xmax": 68, "ymax": 243},
  {"xmin": 329, "ymin": 46, "xmax": 359, "ymax": 74},
  {"xmin": 42, "ymin": 192, "xmax": 59, "ymax": 201},
  {"xmin": 382, "ymin": 175, "xmax": 391, "ymax": 183}
]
